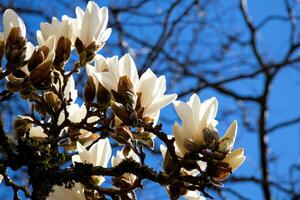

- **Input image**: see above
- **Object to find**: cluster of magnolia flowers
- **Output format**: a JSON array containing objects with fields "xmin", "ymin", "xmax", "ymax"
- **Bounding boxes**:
[{"xmin": 0, "ymin": 1, "xmax": 245, "ymax": 200}]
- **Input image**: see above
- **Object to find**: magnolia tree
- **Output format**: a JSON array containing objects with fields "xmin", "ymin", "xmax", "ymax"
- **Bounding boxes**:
[{"xmin": 0, "ymin": 1, "xmax": 245, "ymax": 199}]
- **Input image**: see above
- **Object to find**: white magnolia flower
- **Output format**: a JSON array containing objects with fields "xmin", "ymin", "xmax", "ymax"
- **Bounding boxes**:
[
  {"xmin": 72, "ymin": 139, "xmax": 112, "ymax": 185},
  {"xmin": 47, "ymin": 183, "xmax": 85, "ymax": 200},
  {"xmin": 29, "ymin": 126, "xmax": 48, "ymax": 138},
  {"xmin": 222, "ymin": 148, "xmax": 245, "ymax": 172},
  {"xmin": 38, "ymin": 15, "xmax": 76, "ymax": 46},
  {"xmin": 173, "ymin": 94, "xmax": 218, "ymax": 155},
  {"xmin": 94, "ymin": 53, "xmax": 177, "ymax": 124},
  {"xmin": 3, "ymin": 9, "xmax": 26, "ymax": 40},
  {"xmin": 85, "ymin": 54, "xmax": 111, "ymax": 91},
  {"xmin": 75, "ymin": 1, "xmax": 111, "ymax": 48},
  {"xmin": 111, "ymin": 148, "xmax": 140, "ymax": 185},
  {"xmin": 94, "ymin": 54, "xmax": 139, "ymax": 93},
  {"xmin": 138, "ymin": 68, "xmax": 177, "ymax": 124},
  {"xmin": 58, "ymin": 103, "xmax": 87, "ymax": 125}
]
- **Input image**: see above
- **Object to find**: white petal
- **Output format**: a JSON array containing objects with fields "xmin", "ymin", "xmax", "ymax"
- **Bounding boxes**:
[
  {"xmin": 94, "ymin": 71, "xmax": 117, "ymax": 92},
  {"xmin": 29, "ymin": 126, "xmax": 47, "ymax": 138},
  {"xmin": 47, "ymin": 183, "xmax": 86, "ymax": 200},
  {"xmin": 3, "ymin": 9, "xmax": 26, "ymax": 39},
  {"xmin": 98, "ymin": 27, "xmax": 111, "ymax": 43},
  {"xmin": 90, "ymin": 138, "xmax": 111, "ymax": 167},
  {"xmin": 144, "ymin": 94, "xmax": 177, "ymax": 116},
  {"xmin": 173, "ymin": 101, "xmax": 196, "ymax": 135},
  {"xmin": 173, "ymin": 121, "xmax": 187, "ymax": 156},
  {"xmin": 223, "ymin": 148, "xmax": 245, "ymax": 171},
  {"xmin": 221, "ymin": 120, "xmax": 238, "ymax": 151}
]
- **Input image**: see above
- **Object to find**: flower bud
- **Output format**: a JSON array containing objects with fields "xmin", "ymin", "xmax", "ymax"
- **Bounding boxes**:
[
  {"xmin": 134, "ymin": 129, "xmax": 154, "ymax": 149},
  {"xmin": 203, "ymin": 127, "xmax": 219, "ymax": 149},
  {"xmin": 84, "ymin": 76, "xmax": 96, "ymax": 103},
  {"xmin": 27, "ymin": 46, "xmax": 49, "ymax": 72},
  {"xmin": 53, "ymin": 36, "xmax": 71, "ymax": 68},
  {"xmin": 111, "ymin": 102, "xmax": 130, "ymax": 124},
  {"xmin": 13, "ymin": 117, "xmax": 32, "ymax": 138},
  {"xmin": 112, "ymin": 126, "xmax": 133, "ymax": 145},
  {"xmin": 210, "ymin": 161, "xmax": 232, "ymax": 181},
  {"xmin": 118, "ymin": 76, "xmax": 133, "ymax": 97},
  {"xmin": 29, "ymin": 60, "xmax": 53, "ymax": 90},
  {"xmin": 97, "ymin": 82, "xmax": 111, "ymax": 105},
  {"xmin": 75, "ymin": 38, "xmax": 97, "ymax": 65},
  {"xmin": 75, "ymin": 37, "xmax": 84, "ymax": 55},
  {"xmin": 183, "ymin": 138, "xmax": 202, "ymax": 152},
  {"xmin": 45, "ymin": 91, "xmax": 61, "ymax": 112},
  {"xmin": 5, "ymin": 27, "xmax": 26, "ymax": 67},
  {"xmin": 118, "ymin": 76, "xmax": 136, "ymax": 111}
]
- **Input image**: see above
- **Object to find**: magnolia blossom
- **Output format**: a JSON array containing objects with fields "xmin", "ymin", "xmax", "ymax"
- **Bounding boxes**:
[
  {"xmin": 172, "ymin": 94, "xmax": 245, "ymax": 176},
  {"xmin": 94, "ymin": 53, "xmax": 177, "ymax": 124},
  {"xmin": 111, "ymin": 148, "xmax": 140, "ymax": 185},
  {"xmin": 29, "ymin": 126, "xmax": 48, "ymax": 138},
  {"xmin": 72, "ymin": 139, "xmax": 111, "ymax": 185},
  {"xmin": 94, "ymin": 54, "xmax": 138, "ymax": 93},
  {"xmin": 58, "ymin": 103, "xmax": 87, "ymax": 125},
  {"xmin": 87, "ymin": 54, "xmax": 110, "ymax": 73},
  {"xmin": 173, "ymin": 94, "xmax": 218, "ymax": 155},
  {"xmin": 85, "ymin": 54, "xmax": 111, "ymax": 93},
  {"xmin": 138, "ymin": 69, "xmax": 178, "ymax": 124},
  {"xmin": 37, "ymin": 15, "xmax": 76, "ymax": 45},
  {"xmin": 47, "ymin": 183, "xmax": 85, "ymax": 200},
  {"xmin": 75, "ymin": 1, "xmax": 111, "ymax": 48},
  {"xmin": 3, "ymin": 9, "xmax": 26, "ymax": 39}
]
